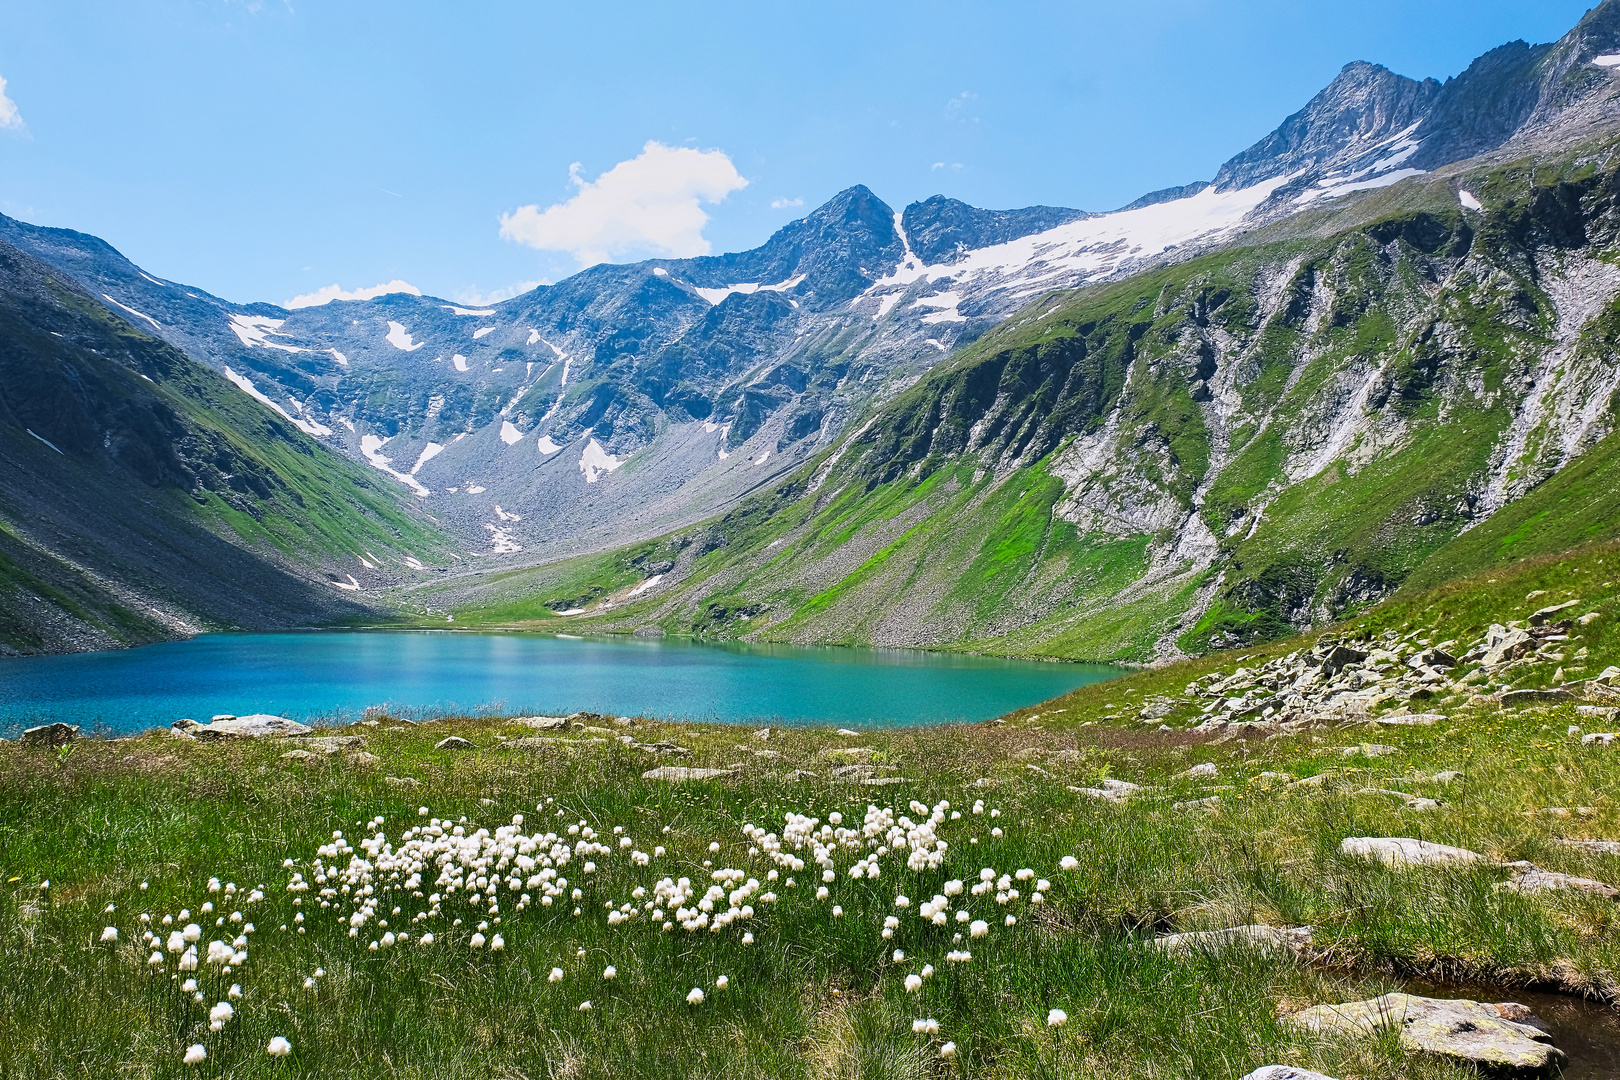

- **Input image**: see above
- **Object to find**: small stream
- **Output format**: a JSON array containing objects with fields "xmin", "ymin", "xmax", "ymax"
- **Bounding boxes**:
[{"xmin": 1407, "ymin": 981, "xmax": 1620, "ymax": 1079}]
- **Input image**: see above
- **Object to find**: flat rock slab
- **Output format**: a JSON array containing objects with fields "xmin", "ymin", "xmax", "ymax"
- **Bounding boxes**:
[
  {"xmin": 280, "ymin": 749, "xmax": 321, "ymax": 762},
  {"xmin": 1341, "ymin": 837, "xmax": 1483, "ymax": 867},
  {"xmin": 1503, "ymin": 689, "xmax": 1576, "ymax": 707},
  {"xmin": 1240, "ymin": 1068, "xmax": 1340, "ymax": 1080},
  {"xmin": 1150, "ymin": 924, "xmax": 1313, "ymax": 957},
  {"xmin": 1504, "ymin": 867, "xmax": 1619, "ymax": 898},
  {"xmin": 862, "ymin": 777, "xmax": 912, "ymax": 786},
  {"xmin": 1556, "ymin": 838, "xmax": 1620, "ymax": 854},
  {"xmin": 195, "ymin": 715, "xmax": 310, "ymax": 739},
  {"xmin": 1369, "ymin": 713, "xmax": 1444, "ymax": 726},
  {"xmin": 513, "ymin": 715, "xmax": 573, "ymax": 730},
  {"xmin": 1287, "ymin": 993, "xmax": 1564, "ymax": 1074},
  {"xmin": 303, "ymin": 736, "xmax": 365, "ymax": 753},
  {"xmin": 1070, "ymin": 779, "xmax": 1143, "ymax": 802},
  {"xmin": 641, "ymin": 766, "xmax": 737, "ymax": 782},
  {"xmin": 21, "ymin": 723, "xmax": 78, "ymax": 748}
]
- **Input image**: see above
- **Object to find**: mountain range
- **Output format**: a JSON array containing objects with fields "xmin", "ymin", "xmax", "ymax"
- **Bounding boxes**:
[{"xmin": 7, "ymin": 0, "xmax": 1620, "ymax": 657}]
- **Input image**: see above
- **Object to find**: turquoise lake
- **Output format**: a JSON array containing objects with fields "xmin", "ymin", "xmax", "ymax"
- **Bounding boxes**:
[{"xmin": 0, "ymin": 631, "xmax": 1126, "ymax": 736}]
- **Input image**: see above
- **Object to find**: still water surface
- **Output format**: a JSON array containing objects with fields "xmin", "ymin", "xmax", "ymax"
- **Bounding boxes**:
[{"xmin": 0, "ymin": 631, "xmax": 1125, "ymax": 736}]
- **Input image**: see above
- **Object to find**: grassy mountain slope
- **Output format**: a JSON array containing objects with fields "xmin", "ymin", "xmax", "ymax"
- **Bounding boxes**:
[
  {"xmin": 425, "ymin": 137, "xmax": 1620, "ymax": 663},
  {"xmin": 0, "ymin": 241, "xmax": 446, "ymax": 654}
]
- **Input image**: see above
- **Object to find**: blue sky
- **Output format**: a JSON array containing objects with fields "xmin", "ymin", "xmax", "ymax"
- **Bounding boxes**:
[{"xmin": 0, "ymin": 0, "xmax": 1596, "ymax": 307}]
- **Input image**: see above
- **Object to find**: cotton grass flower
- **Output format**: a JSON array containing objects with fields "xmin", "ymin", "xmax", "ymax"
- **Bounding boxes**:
[
  {"xmin": 1059, "ymin": 855, "xmax": 1079, "ymax": 871},
  {"xmin": 469, "ymin": 933, "xmax": 486, "ymax": 949},
  {"xmin": 911, "ymin": 1018, "xmax": 940, "ymax": 1034},
  {"xmin": 940, "ymin": 1041, "xmax": 957, "ymax": 1058},
  {"xmin": 182, "ymin": 1045, "xmax": 206, "ymax": 1065},
  {"xmin": 715, "ymin": 975, "xmax": 729, "ymax": 990},
  {"xmin": 686, "ymin": 987, "xmax": 705, "ymax": 1005},
  {"xmin": 549, "ymin": 967, "xmax": 564, "ymax": 982},
  {"xmin": 969, "ymin": 919, "xmax": 989, "ymax": 938},
  {"xmin": 100, "ymin": 926, "xmax": 118, "ymax": 943},
  {"xmin": 741, "ymin": 932, "xmax": 754, "ymax": 945},
  {"xmin": 266, "ymin": 1036, "xmax": 292, "ymax": 1057},
  {"xmin": 904, "ymin": 974, "xmax": 923, "ymax": 992},
  {"xmin": 228, "ymin": 984, "xmax": 242, "ymax": 999},
  {"xmin": 209, "ymin": 1001, "xmax": 234, "ymax": 1031},
  {"xmin": 490, "ymin": 934, "xmax": 504, "ymax": 951},
  {"xmin": 603, "ymin": 965, "xmax": 617, "ymax": 980},
  {"xmin": 1047, "ymin": 1008, "xmax": 1068, "ymax": 1027},
  {"xmin": 578, "ymin": 1000, "xmax": 592, "ymax": 1011}
]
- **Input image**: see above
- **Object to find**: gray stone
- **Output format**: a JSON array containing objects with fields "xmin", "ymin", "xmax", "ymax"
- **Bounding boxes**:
[
  {"xmin": 1555, "ymin": 838, "xmax": 1620, "ymax": 854},
  {"xmin": 1529, "ymin": 600, "xmax": 1580, "ymax": 627},
  {"xmin": 784, "ymin": 769, "xmax": 818, "ymax": 781},
  {"xmin": 21, "ymin": 723, "xmax": 78, "ymax": 748},
  {"xmin": 1173, "ymin": 796, "xmax": 1222, "ymax": 811},
  {"xmin": 171, "ymin": 718, "xmax": 201, "ymax": 734},
  {"xmin": 384, "ymin": 776, "xmax": 421, "ymax": 788},
  {"xmin": 1285, "ymin": 993, "xmax": 1564, "ymax": 1073},
  {"xmin": 346, "ymin": 751, "xmax": 381, "ymax": 768},
  {"xmin": 1150, "ymin": 924, "xmax": 1313, "ymax": 957},
  {"xmin": 1340, "ymin": 837, "xmax": 1483, "ymax": 867},
  {"xmin": 1502, "ymin": 866, "xmax": 1619, "ymax": 899},
  {"xmin": 835, "ymin": 728, "xmax": 860, "ymax": 736},
  {"xmin": 514, "ymin": 715, "xmax": 572, "ymax": 731},
  {"xmin": 1240, "ymin": 1068, "xmax": 1340, "ymax": 1080},
  {"xmin": 1480, "ymin": 625, "xmax": 1538, "ymax": 668},
  {"xmin": 303, "ymin": 736, "xmax": 365, "ymax": 754},
  {"xmin": 641, "ymin": 766, "xmax": 737, "ymax": 782},
  {"xmin": 434, "ymin": 736, "xmax": 474, "ymax": 751},
  {"xmin": 194, "ymin": 714, "xmax": 311, "ymax": 739},
  {"xmin": 1369, "ymin": 712, "xmax": 1443, "ymax": 726},
  {"xmin": 862, "ymin": 777, "xmax": 912, "ymax": 786},
  {"xmin": 1176, "ymin": 762, "xmax": 1217, "ymax": 780},
  {"xmin": 1581, "ymin": 732, "xmax": 1616, "ymax": 747},
  {"xmin": 280, "ymin": 749, "xmax": 320, "ymax": 762},
  {"xmin": 1340, "ymin": 743, "xmax": 1398, "ymax": 758},
  {"xmin": 1070, "ymin": 778, "xmax": 1143, "ymax": 803},
  {"xmin": 830, "ymin": 764, "xmax": 876, "ymax": 779}
]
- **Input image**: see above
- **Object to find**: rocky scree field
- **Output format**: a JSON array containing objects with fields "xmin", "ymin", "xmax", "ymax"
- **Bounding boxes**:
[{"xmin": 11, "ymin": 541, "xmax": 1620, "ymax": 1078}]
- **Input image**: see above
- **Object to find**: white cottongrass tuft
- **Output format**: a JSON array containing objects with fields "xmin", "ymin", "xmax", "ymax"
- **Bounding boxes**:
[
  {"xmin": 549, "ymin": 967, "xmax": 564, "ymax": 982},
  {"xmin": 1060, "ymin": 855, "xmax": 1079, "ymax": 871},
  {"xmin": 742, "ymin": 932, "xmax": 754, "ymax": 945},
  {"xmin": 940, "ymin": 1041, "xmax": 957, "ymax": 1058},
  {"xmin": 715, "ymin": 974, "xmax": 729, "ymax": 990},
  {"xmin": 969, "ymin": 919, "xmax": 989, "ymax": 938},
  {"xmin": 490, "ymin": 934, "xmax": 504, "ymax": 951},
  {"xmin": 1047, "ymin": 1008, "xmax": 1068, "ymax": 1027},
  {"xmin": 228, "ymin": 984, "xmax": 242, "ymax": 999},
  {"xmin": 911, "ymin": 1018, "xmax": 940, "ymax": 1034},
  {"xmin": 904, "ymin": 974, "xmax": 922, "ymax": 992},
  {"xmin": 267, "ymin": 1036, "xmax": 292, "ymax": 1057},
  {"xmin": 209, "ymin": 1001, "xmax": 234, "ymax": 1030},
  {"xmin": 469, "ymin": 933, "xmax": 486, "ymax": 949},
  {"xmin": 686, "ymin": 986, "xmax": 705, "ymax": 1005},
  {"xmin": 100, "ymin": 926, "xmax": 118, "ymax": 943},
  {"xmin": 578, "ymin": 1000, "xmax": 592, "ymax": 1011},
  {"xmin": 603, "ymin": 965, "xmax": 617, "ymax": 980},
  {"xmin": 183, "ymin": 1044, "xmax": 206, "ymax": 1064}
]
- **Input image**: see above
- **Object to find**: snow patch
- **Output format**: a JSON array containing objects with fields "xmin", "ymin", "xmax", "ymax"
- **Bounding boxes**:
[
  {"xmin": 327, "ymin": 348, "xmax": 348, "ymax": 366},
  {"xmin": 483, "ymin": 524, "xmax": 522, "ymax": 554},
  {"xmin": 912, "ymin": 291, "xmax": 966, "ymax": 324},
  {"xmin": 138, "ymin": 272, "xmax": 167, "ymax": 288},
  {"xmin": 653, "ymin": 267, "xmax": 669, "ymax": 277},
  {"xmin": 579, "ymin": 438, "xmax": 625, "ymax": 483},
  {"xmin": 693, "ymin": 273, "xmax": 806, "ymax": 306},
  {"xmin": 102, "ymin": 294, "xmax": 161, "ymax": 331},
  {"xmin": 493, "ymin": 504, "xmax": 522, "ymax": 521},
  {"xmin": 227, "ymin": 313, "xmax": 304, "ymax": 353},
  {"xmin": 445, "ymin": 305, "xmax": 496, "ymax": 316},
  {"xmin": 1595, "ymin": 54, "xmax": 1620, "ymax": 67},
  {"xmin": 702, "ymin": 421, "xmax": 719, "ymax": 433},
  {"xmin": 223, "ymin": 366, "xmax": 334, "ymax": 437},
  {"xmin": 358, "ymin": 555, "xmax": 376, "ymax": 569},
  {"xmin": 1458, "ymin": 189, "xmax": 1483, "ymax": 211},
  {"xmin": 385, "ymin": 321, "xmax": 426, "ymax": 351},
  {"xmin": 553, "ymin": 607, "xmax": 586, "ymax": 616},
  {"xmin": 410, "ymin": 442, "xmax": 444, "ymax": 475},
  {"xmin": 536, "ymin": 435, "xmax": 562, "ymax": 454},
  {"xmin": 453, "ymin": 355, "xmax": 469, "ymax": 372},
  {"xmin": 472, "ymin": 326, "xmax": 495, "ymax": 340},
  {"xmin": 628, "ymin": 574, "xmax": 664, "ymax": 597},
  {"xmin": 465, "ymin": 484, "xmax": 486, "ymax": 494},
  {"xmin": 26, "ymin": 428, "xmax": 63, "ymax": 454},
  {"xmin": 924, "ymin": 338, "xmax": 948, "ymax": 352},
  {"xmin": 403, "ymin": 556, "xmax": 425, "ymax": 570},
  {"xmin": 753, "ymin": 450, "xmax": 771, "ymax": 466},
  {"xmin": 358, "ymin": 432, "xmax": 431, "ymax": 498},
  {"xmin": 499, "ymin": 420, "xmax": 524, "ymax": 445},
  {"xmin": 1296, "ymin": 167, "xmax": 1425, "ymax": 205},
  {"xmin": 330, "ymin": 575, "xmax": 361, "ymax": 591}
]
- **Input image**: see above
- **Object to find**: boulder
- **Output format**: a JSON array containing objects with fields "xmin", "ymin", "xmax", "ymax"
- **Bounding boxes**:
[
  {"xmin": 303, "ymin": 736, "xmax": 365, "ymax": 753},
  {"xmin": 434, "ymin": 736, "xmax": 474, "ymax": 751},
  {"xmin": 1581, "ymin": 733, "xmax": 1616, "ymax": 747},
  {"xmin": 1502, "ymin": 866, "xmax": 1619, "ymax": 899},
  {"xmin": 1480, "ymin": 625, "xmax": 1538, "ymax": 668},
  {"xmin": 1528, "ymin": 600, "xmax": 1579, "ymax": 627},
  {"xmin": 1285, "ymin": 993, "xmax": 1564, "ymax": 1074},
  {"xmin": 384, "ymin": 776, "xmax": 421, "ymax": 788},
  {"xmin": 641, "ymin": 766, "xmax": 737, "ymax": 782},
  {"xmin": 171, "ymin": 718, "xmax": 202, "ymax": 734},
  {"xmin": 1340, "ymin": 743, "xmax": 1398, "ymax": 758},
  {"xmin": 1176, "ymin": 762, "xmax": 1218, "ymax": 780},
  {"xmin": 1239, "ymin": 1068, "xmax": 1339, "ymax": 1080},
  {"xmin": 1340, "ymin": 837, "xmax": 1483, "ymax": 867},
  {"xmin": 1149, "ymin": 924, "xmax": 1312, "ymax": 957},
  {"xmin": 1173, "ymin": 796, "xmax": 1222, "ymax": 811},
  {"xmin": 514, "ymin": 715, "xmax": 572, "ymax": 731},
  {"xmin": 346, "ymin": 751, "xmax": 381, "ymax": 768},
  {"xmin": 862, "ymin": 776, "xmax": 912, "ymax": 786},
  {"xmin": 1369, "ymin": 713, "xmax": 1443, "ymax": 726},
  {"xmin": 21, "ymin": 723, "xmax": 78, "ymax": 748},
  {"xmin": 194, "ymin": 715, "xmax": 310, "ymax": 739},
  {"xmin": 1556, "ymin": 838, "xmax": 1620, "ymax": 854},
  {"xmin": 280, "ymin": 749, "xmax": 320, "ymax": 762}
]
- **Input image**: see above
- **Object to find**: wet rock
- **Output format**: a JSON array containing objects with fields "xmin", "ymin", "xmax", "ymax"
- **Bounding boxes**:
[
  {"xmin": 1286, "ymin": 993, "xmax": 1564, "ymax": 1073},
  {"xmin": 1149, "ymin": 924, "xmax": 1313, "ymax": 957},
  {"xmin": 1501, "ymin": 689, "xmax": 1575, "ymax": 707},
  {"xmin": 641, "ymin": 766, "xmax": 737, "ymax": 782},
  {"xmin": 1340, "ymin": 837, "xmax": 1483, "ymax": 867},
  {"xmin": 1240, "ymin": 1068, "xmax": 1340, "ymax": 1080},
  {"xmin": 20, "ymin": 723, "xmax": 78, "ymax": 748},
  {"xmin": 195, "ymin": 715, "xmax": 311, "ymax": 739},
  {"xmin": 434, "ymin": 736, "xmax": 474, "ymax": 751}
]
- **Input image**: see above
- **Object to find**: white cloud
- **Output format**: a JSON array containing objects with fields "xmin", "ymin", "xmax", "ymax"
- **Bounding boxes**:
[
  {"xmin": 499, "ymin": 141, "xmax": 747, "ymax": 266},
  {"xmin": 453, "ymin": 280, "xmax": 547, "ymax": 306},
  {"xmin": 285, "ymin": 279, "xmax": 421, "ymax": 309},
  {"xmin": 770, "ymin": 197, "xmax": 804, "ymax": 209},
  {"xmin": 0, "ymin": 76, "xmax": 24, "ymax": 131}
]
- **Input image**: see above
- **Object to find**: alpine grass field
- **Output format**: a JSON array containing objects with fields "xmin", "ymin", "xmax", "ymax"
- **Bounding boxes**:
[{"xmin": 8, "ymin": 537, "xmax": 1620, "ymax": 1078}]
